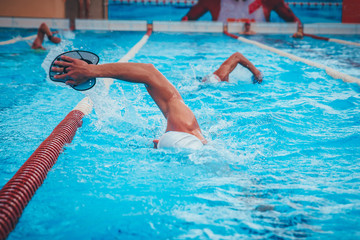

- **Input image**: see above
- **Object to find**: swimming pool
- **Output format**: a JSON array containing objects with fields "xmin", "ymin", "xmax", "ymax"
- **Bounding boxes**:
[{"xmin": 1, "ymin": 28, "xmax": 360, "ymax": 239}]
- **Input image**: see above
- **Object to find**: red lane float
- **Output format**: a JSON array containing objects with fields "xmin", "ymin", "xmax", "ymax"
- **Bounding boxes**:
[
  {"xmin": 0, "ymin": 110, "xmax": 85, "ymax": 240},
  {"xmin": 223, "ymin": 28, "xmax": 239, "ymax": 40},
  {"xmin": 303, "ymin": 33, "xmax": 360, "ymax": 47},
  {"xmin": 146, "ymin": 23, "xmax": 153, "ymax": 36},
  {"xmin": 303, "ymin": 33, "xmax": 330, "ymax": 41}
]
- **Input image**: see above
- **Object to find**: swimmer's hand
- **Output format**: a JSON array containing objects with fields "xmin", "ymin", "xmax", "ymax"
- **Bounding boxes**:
[
  {"xmin": 153, "ymin": 139, "xmax": 159, "ymax": 149},
  {"xmin": 52, "ymin": 56, "xmax": 94, "ymax": 86},
  {"xmin": 292, "ymin": 27, "xmax": 304, "ymax": 39},
  {"xmin": 181, "ymin": 16, "xmax": 188, "ymax": 21},
  {"xmin": 252, "ymin": 70, "xmax": 263, "ymax": 84},
  {"xmin": 292, "ymin": 31, "xmax": 303, "ymax": 39}
]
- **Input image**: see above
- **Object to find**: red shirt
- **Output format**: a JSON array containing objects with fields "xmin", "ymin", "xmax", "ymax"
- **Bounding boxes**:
[
  {"xmin": 261, "ymin": 0, "xmax": 301, "ymax": 24},
  {"xmin": 182, "ymin": 0, "xmax": 301, "ymax": 25},
  {"xmin": 182, "ymin": 0, "xmax": 221, "ymax": 21}
]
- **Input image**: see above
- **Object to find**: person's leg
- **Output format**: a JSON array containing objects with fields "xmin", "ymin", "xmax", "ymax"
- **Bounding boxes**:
[
  {"xmin": 78, "ymin": 0, "xmax": 84, "ymax": 18},
  {"xmin": 85, "ymin": 0, "xmax": 90, "ymax": 18}
]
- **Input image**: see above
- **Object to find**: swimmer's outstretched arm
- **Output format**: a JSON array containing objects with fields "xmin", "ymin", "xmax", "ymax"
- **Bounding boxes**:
[
  {"xmin": 53, "ymin": 56, "xmax": 167, "ymax": 87},
  {"xmin": 53, "ymin": 56, "xmax": 180, "ymax": 115},
  {"xmin": 214, "ymin": 52, "xmax": 263, "ymax": 83},
  {"xmin": 53, "ymin": 56, "xmax": 206, "ymax": 145}
]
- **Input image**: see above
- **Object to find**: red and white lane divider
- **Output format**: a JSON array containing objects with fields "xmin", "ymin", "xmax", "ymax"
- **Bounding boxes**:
[
  {"xmin": 0, "ymin": 97, "xmax": 92, "ymax": 240},
  {"xmin": 0, "ymin": 25, "xmax": 153, "ymax": 240},
  {"xmin": 224, "ymin": 30, "xmax": 360, "ymax": 85},
  {"xmin": 304, "ymin": 33, "xmax": 360, "ymax": 47},
  {"xmin": 0, "ymin": 34, "xmax": 37, "ymax": 46}
]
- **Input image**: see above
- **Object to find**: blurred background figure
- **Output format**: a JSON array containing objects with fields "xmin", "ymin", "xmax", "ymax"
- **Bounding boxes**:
[
  {"xmin": 182, "ymin": 0, "xmax": 301, "ymax": 25},
  {"xmin": 78, "ymin": 0, "xmax": 91, "ymax": 19},
  {"xmin": 182, "ymin": 0, "xmax": 302, "ymax": 37},
  {"xmin": 261, "ymin": 0, "xmax": 303, "ymax": 38},
  {"xmin": 31, "ymin": 23, "xmax": 61, "ymax": 50},
  {"xmin": 239, "ymin": 20, "xmax": 256, "ymax": 35}
]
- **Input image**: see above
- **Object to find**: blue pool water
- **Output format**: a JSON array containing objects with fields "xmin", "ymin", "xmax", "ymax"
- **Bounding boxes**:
[{"xmin": 1, "ymin": 28, "xmax": 360, "ymax": 239}]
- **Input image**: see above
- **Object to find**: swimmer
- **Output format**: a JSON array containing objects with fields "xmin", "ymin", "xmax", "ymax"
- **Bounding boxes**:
[
  {"xmin": 51, "ymin": 56, "xmax": 207, "ymax": 150},
  {"xmin": 31, "ymin": 23, "xmax": 61, "ymax": 50},
  {"xmin": 239, "ymin": 21, "xmax": 256, "ymax": 35},
  {"xmin": 292, "ymin": 24, "xmax": 304, "ymax": 39},
  {"xmin": 201, "ymin": 52, "xmax": 263, "ymax": 83}
]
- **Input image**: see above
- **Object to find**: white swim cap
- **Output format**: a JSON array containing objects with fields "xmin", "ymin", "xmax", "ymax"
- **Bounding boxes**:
[
  {"xmin": 202, "ymin": 74, "xmax": 221, "ymax": 83},
  {"xmin": 157, "ymin": 131, "xmax": 204, "ymax": 150}
]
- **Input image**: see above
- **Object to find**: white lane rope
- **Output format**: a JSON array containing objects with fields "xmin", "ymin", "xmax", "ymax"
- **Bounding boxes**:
[
  {"xmin": 0, "ymin": 34, "xmax": 37, "ymax": 46},
  {"xmin": 73, "ymin": 97, "xmax": 94, "ymax": 116},
  {"xmin": 328, "ymin": 38, "xmax": 360, "ymax": 47},
  {"xmin": 236, "ymin": 36, "xmax": 360, "ymax": 85},
  {"xmin": 103, "ymin": 34, "xmax": 151, "ymax": 91}
]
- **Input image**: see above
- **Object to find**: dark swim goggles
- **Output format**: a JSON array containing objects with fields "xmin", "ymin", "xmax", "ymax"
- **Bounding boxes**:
[{"xmin": 49, "ymin": 50, "xmax": 99, "ymax": 91}]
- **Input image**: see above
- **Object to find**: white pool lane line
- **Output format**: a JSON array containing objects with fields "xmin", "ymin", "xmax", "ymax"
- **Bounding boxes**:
[
  {"xmin": 303, "ymin": 33, "xmax": 360, "ymax": 47},
  {"xmin": 328, "ymin": 38, "xmax": 360, "ymax": 47},
  {"xmin": 0, "ymin": 34, "xmax": 37, "ymax": 46},
  {"xmin": 228, "ymin": 33, "xmax": 360, "ymax": 85}
]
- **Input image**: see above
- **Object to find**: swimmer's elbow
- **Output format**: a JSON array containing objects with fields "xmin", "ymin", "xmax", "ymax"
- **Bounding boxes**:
[
  {"xmin": 143, "ymin": 63, "xmax": 164, "ymax": 85},
  {"xmin": 233, "ymin": 52, "xmax": 245, "ymax": 60},
  {"xmin": 143, "ymin": 63, "xmax": 157, "ymax": 73}
]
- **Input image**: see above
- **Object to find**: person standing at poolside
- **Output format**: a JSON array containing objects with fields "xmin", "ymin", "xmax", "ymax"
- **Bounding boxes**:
[
  {"xmin": 31, "ymin": 23, "xmax": 61, "ymax": 50},
  {"xmin": 261, "ymin": 0, "xmax": 303, "ymax": 38},
  {"xmin": 201, "ymin": 52, "xmax": 263, "ymax": 83},
  {"xmin": 51, "ymin": 56, "xmax": 207, "ymax": 149},
  {"xmin": 182, "ymin": 0, "xmax": 303, "ymax": 37},
  {"xmin": 182, "ymin": 0, "xmax": 300, "ymax": 24},
  {"xmin": 182, "ymin": 0, "xmax": 265, "ymax": 22},
  {"xmin": 78, "ymin": 0, "xmax": 91, "ymax": 19}
]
